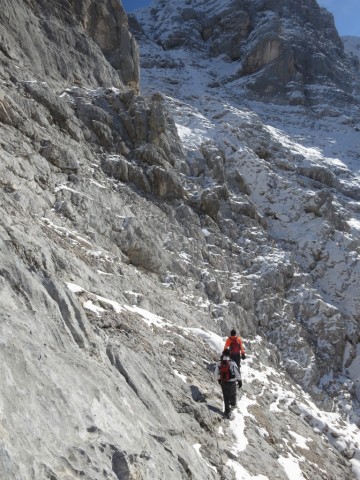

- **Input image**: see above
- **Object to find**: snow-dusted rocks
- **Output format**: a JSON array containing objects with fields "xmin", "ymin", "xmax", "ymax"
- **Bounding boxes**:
[
  {"xmin": 132, "ymin": 0, "xmax": 360, "ymax": 474},
  {"xmin": 343, "ymin": 36, "xmax": 360, "ymax": 63},
  {"xmin": 135, "ymin": 0, "xmax": 357, "ymax": 105}
]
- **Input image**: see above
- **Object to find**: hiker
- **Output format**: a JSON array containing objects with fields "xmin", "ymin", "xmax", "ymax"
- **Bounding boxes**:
[
  {"xmin": 215, "ymin": 348, "xmax": 242, "ymax": 418},
  {"xmin": 224, "ymin": 329, "xmax": 246, "ymax": 368}
]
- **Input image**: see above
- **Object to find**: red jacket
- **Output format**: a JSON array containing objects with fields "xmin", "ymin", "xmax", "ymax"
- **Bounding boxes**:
[{"xmin": 224, "ymin": 336, "xmax": 245, "ymax": 355}]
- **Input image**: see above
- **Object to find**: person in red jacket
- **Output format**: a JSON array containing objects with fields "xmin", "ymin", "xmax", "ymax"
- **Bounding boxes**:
[
  {"xmin": 215, "ymin": 348, "xmax": 242, "ymax": 418},
  {"xmin": 224, "ymin": 329, "xmax": 246, "ymax": 368}
]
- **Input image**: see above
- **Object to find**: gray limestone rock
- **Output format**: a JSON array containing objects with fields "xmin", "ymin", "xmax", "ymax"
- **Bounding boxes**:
[
  {"xmin": 114, "ymin": 216, "xmax": 169, "ymax": 273},
  {"xmin": 147, "ymin": 165, "xmax": 185, "ymax": 200},
  {"xmin": 304, "ymin": 189, "xmax": 350, "ymax": 232},
  {"xmin": 101, "ymin": 154, "xmax": 130, "ymax": 182},
  {"xmin": 200, "ymin": 189, "xmax": 220, "ymax": 220},
  {"xmin": 200, "ymin": 142, "xmax": 226, "ymax": 183},
  {"xmin": 0, "ymin": 0, "xmax": 360, "ymax": 479},
  {"xmin": 298, "ymin": 165, "xmax": 338, "ymax": 188},
  {"xmin": 0, "ymin": 0, "xmax": 137, "ymax": 90},
  {"xmin": 39, "ymin": 140, "xmax": 79, "ymax": 172}
]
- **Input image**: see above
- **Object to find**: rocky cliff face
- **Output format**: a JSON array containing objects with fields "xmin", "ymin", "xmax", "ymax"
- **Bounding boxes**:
[
  {"xmin": 0, "ymin": 0, "xmax": 139, "ymax": 90},
  {"xmin": 135, "ymin": 0, "xmax": 359, "ymax": 105},
  {"xmin": 1, "ymin": 0, "xmax": 360, "ymax": 479}
]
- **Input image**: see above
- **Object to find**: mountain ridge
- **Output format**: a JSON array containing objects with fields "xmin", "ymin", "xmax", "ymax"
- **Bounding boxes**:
[{"xmin": 133, "ymin": 0, "xmax": 359, "ymax": 106}]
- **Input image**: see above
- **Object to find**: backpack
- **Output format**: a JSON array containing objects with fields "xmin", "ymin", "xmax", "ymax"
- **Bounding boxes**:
[
  {"xmin": 229, "ymin": 337, "xmax": 240, "ymax": 355},
  {"xmin": 219, "ymin": 359, "xmax": 233, "ymax": 382}
]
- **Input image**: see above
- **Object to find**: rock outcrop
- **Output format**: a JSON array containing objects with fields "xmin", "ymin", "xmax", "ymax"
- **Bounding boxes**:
[{"xmin": 0, "ymin": 0, "xmax": 139, "ymax": 90}]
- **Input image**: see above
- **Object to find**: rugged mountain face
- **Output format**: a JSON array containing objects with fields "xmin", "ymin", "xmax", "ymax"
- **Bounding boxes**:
[
  {"xmin": 0, "ymin": 0, "xmax": 139, "ymax": 90},
  {"xmin": 134, "ymin": 0, "xmax": 359, "ymax": 105},
  {"xmin": 1, "ymin": 0, "xmax": 360, "ymax": 479},
  {"xmin": 133, "ymin": 0, "xmax": 360, "ymax": 393}
]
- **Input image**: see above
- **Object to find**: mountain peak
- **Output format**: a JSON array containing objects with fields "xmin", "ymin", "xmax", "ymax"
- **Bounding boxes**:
[{"xmin": 135, "ymin": 0, "xmax": 359, "ymax": 106}]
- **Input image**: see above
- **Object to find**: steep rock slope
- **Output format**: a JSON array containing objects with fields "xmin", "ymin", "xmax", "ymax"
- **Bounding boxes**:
[
  {"xmin": 133, "ymin": 0, "xmax": 360, "ymax": 474},
  {"xmin": 0, "ymin": 1, "xmax": 222, "ymax": 478},
  {"xmin": 0, "ymin": 0, "xmax": 139, "ymax": 90},
  {"xmin": 133, "ymin": 0, "xmax": 360, "ymax": 403},
  {"xmin": 0, "ymin": 0, "xmax": 360, "ymax": 479}
]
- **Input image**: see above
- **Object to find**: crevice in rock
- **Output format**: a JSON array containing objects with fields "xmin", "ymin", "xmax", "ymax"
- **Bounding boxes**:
[
  {"xmin": 112, "ymin": 449, "xmax": 131, "ymax": 480},
  {"xmin": 42, "ymin": 278, "xmax": 88, "ymax": 349},
  {"xmin": 106, "ymin": 346, "xmax": 140, "ymax": 396},
  {"xmin": 178, "ymin": 455, "xmax": 193, "ymax": 479}
]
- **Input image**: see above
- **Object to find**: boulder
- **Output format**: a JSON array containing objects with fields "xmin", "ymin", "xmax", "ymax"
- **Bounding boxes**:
[
  {"xmin": 39, "ymin": 140, "xmax": 79, "ymax": 172},
  {"xmin": 114, "ymin": 217, "xmax": 169, "ymax": 273},
  {"xmin": 147, "ymin": 166, "xmax": 185, "ymax": 200}
]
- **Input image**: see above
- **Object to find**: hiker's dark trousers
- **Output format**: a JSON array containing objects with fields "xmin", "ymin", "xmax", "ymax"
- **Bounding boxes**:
[
  {"xmin": 230, "ymin": 353, "xmax": 241, "ymax": 368},
  {"xmin": 221, "ymin": 381, "xmax": 237, "ymax": 414}
]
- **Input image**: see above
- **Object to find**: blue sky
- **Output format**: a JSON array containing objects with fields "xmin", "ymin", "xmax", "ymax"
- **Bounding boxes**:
[
  {"xmin": 122, "ymin": 0, "xmax": 150, "ymax": 12},
  {"xmin": 318, "ymin": 0, "xmax": 360, "ymax": 36},
  {"xmin": 122, "ymin": 0, "xmax": 360, "ymax": 37}
]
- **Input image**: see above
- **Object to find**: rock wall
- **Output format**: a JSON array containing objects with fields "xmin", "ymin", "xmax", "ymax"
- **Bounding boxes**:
[{"xmin": 0, "ymin": 0, "xmax": 139, "ymax": 90}]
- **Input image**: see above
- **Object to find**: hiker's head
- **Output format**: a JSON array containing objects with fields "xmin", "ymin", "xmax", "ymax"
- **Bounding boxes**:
[
  {"xmin": 231, "ymin": 329, "xmax": 236, "ymax": 336},
  {"xmin": 222, "ymin": 348, "xmax": 231, "ymax": 358}
]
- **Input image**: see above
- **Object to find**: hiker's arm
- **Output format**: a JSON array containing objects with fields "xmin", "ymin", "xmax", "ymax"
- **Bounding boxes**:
[
  {"xmin": 239, "ymin": 337, "xmax": 246, "ymax": 355},
  {"xmin": 232, "ymin": 363, "xmax": 241, "ymax": 380}
]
